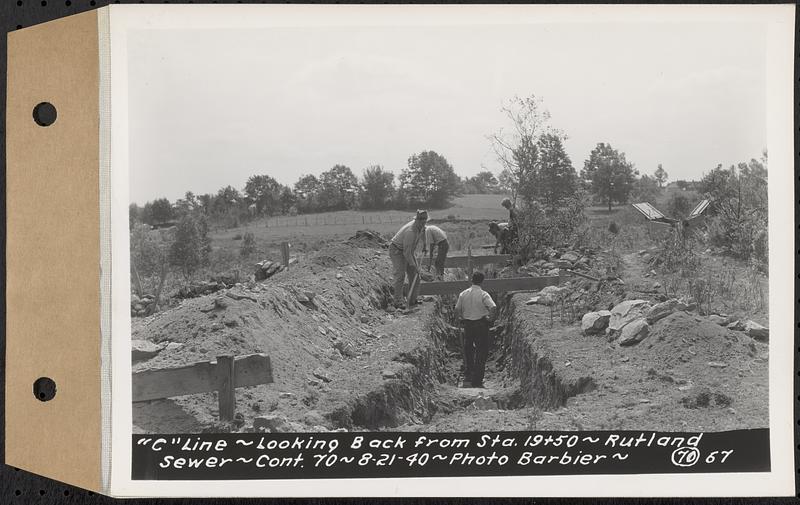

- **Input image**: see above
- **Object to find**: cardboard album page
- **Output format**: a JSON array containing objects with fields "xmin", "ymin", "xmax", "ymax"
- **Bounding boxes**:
[{"xmin": 6, "ymin": 4, "xmax": 796, "ymax": 498}]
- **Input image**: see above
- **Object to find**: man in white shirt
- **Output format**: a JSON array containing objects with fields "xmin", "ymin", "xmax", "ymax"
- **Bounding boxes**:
[
  {"xmin": 422, "ymin": 224, "xmax": 449, "ymax": 281},
  {"xmin": 388, "ymin": 210, "xmax": 427, "ymax": 309},
  {"xmin": 454, "ymin": 271, "xmax": 497, "ymax": 388}
]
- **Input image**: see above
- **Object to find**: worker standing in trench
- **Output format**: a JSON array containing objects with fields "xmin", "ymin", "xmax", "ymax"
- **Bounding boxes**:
[
  {"xmin": 388, "ymin": 210, "xmax": 428, "ymax": 310},
  {"xmin": 422, "ymin": 223, "xmax": 449, "ymax": 281},
  {"xmin": 454, "ymin": 271, "xmax": 497, "ymax": 388}
]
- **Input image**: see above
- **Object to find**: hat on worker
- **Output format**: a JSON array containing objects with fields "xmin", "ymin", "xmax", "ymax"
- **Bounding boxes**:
[{"xmin": 415, "ymin": 210, "xmax": 428, "ymax": 220}]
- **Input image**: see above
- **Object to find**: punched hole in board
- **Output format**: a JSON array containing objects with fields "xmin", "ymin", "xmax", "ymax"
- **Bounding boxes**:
[
  {"xmin": 33, "ymin": 377, "xmax": 56, "ymax": 402},
  {"xmin": 32, "ymin": 102, "xmax": 57, "ymax": 127}
]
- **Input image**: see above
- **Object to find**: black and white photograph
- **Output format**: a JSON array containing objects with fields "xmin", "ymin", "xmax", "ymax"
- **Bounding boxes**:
[{"xmin": 110, "ymin": 3, "xmax": 794, "ymax": 496}]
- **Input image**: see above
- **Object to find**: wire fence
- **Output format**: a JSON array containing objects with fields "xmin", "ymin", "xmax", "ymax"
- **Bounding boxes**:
[{"xmin": 264, "ymin": 214, "xmax": 407, "ymax": 228}]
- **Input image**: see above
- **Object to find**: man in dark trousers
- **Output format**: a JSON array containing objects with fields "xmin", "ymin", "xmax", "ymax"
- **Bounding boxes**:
[
  {"xmin": 389, "ymin": 210, "xmax": 427, "ymax": 309},
  {"xmin": 454, "ymin": 271, "xmax": 497, "ymax": 388}
]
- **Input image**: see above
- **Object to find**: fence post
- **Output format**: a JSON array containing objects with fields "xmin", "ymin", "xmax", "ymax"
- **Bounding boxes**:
[
  {"xmin": 467, "ymin": 245, "xmax": 473, "ymax": 276},
  {"xmin": 216, "ymin": 355, "xmax": 235, "ymax": 421},
  {"xmin": 281, "ymin": 241, "xmax": 290, "ymax": 268}
]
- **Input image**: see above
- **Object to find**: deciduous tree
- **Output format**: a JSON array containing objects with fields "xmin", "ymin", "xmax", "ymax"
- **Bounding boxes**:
[
  {"xmin": 245, "ymin": 174, "xmax": 284, "ymax": 216},
  {"xmin": 360, "ymin": 165, "xmax": 395, "ymax": 210},
  {"xmin": 580, "ymin": 143, "xmax": 639, "ymax": 211},
  {"xmin": 398, "ymin": 150, "xmax": 461, "ymax": 208}
]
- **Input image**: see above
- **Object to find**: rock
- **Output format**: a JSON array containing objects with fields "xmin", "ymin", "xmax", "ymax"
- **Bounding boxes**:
[
  {"xmin": 131, "ymin": 340, "xmax": 163, "ymax": 361},
  {"xmin": 525, "ymin": 296, "xmax": 540, "ymax": 305},
  {"xmin": 295, "ymin": 292, "xmax": 310, "ymax": 303},
  {"xmin": 333, "ymin": 340, "xmax": 357, "ymax": 358},
  {"xmin": 253, "ymin": 415, "xmax": 290, "ymax": 433},
  {"xmin": 336, "ymin": 273, "xmax": 343, "ymax": 280},
  {"xmin": 304, "ymin": 290, "xmax": 316, "ymax": 301},
  {"xmin": 381, "ymin": 369, "xmax": 397, "ymax": 379},
  {"xmin": 707, "ymin": 361, "xmax": 728, "ymax": 368},
  {"xmin": 546, "ymin": 268, "xmax": 561, "ymax": 276},
  {"xmin": 213, "ymin": 297, "xmax": 229, "ymax": 310},
  {"xmin": 581, "ymin": 310, "xmax": 612, "ymax": 336},
  {"xmin": 708, "ymin": 314, "xmax": 729, "ymax": 326},
  {"xmin": 652, "ymin": 282, "xmax": 662, "ymax": 290},
  {"xmin": 278, "ymin": 392, "xmax": 295, "ymax": 399},
  {"xmin": 318, "ymin": 326, "xmax": 327, "ymax": 335},
  {"xmin": 618, "ymin": 319, "xmax": 650, "ymax": 346},
  {"xmin": 131, "ymin": 294, "xmax": 141, "ymax": 304},
  {"xmin": 645, "ymin": 299, "xmax": 686, "ymax": 324},
  {"xmin": 163, "ymin": 342, "xmax": 183, "ymax": 352},
  {"xmin": 556, "ymin": 260, "xmax": 572, "ymax": 269},
  {"xmin": 638, "ymin": 249, "xmax": 648, "ymax": 256},
  {"xmin": 609, "ymin": 300, "xmax": 651, "ymax": 332},
  {"xmin": 542, "ymin": 262, "xmax": 555, "ymax": 270},
  {"xmin": 312, "ymin": 369, "xmax": 331, "ymax": 382},
  {"xmin": 727, "ymin": 320, "xmax": 746, "ymax": 331},
  {"xmin": 360, "ymin": 315, "xmax": 369, "ymax": 323},
  {"xmin": 561, "ymin": 251, "xmax": 580, "ymax": 263},
  {"xmin": 745, "ymin": 321, "xmax": 769, "ymax": 341},
  {"xmin": 307, "ymin": 378, "xmax": 321, "ymax": 387}
]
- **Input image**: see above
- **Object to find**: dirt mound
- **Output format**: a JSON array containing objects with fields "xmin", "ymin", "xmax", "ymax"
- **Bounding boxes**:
[
  {"xmin": 643, "ymin": 311, "xmax": 759, "ymax": 367},
  {"xmin": 347, "ymin": 229, "xmax": 389, "ymax": 249},
  {"xmin": 132, "ymin": 242, "xmax": 450, "ymax": 433},
  {"xmin": 310, "ymin": 242, "xmax": 379, "ymax": 268}
]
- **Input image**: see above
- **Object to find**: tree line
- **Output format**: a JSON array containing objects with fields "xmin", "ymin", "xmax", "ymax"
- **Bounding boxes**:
[{"xmin": 129, "ymin": 151, "xmax": 516, "ymax": 228}]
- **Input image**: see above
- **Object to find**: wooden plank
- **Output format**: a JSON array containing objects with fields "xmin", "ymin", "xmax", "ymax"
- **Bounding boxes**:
[
  {"xmin": 216, "ymin": 355, "xmax": 235, "ymax": 421},
  {"xmin": 418, "ymin": 276, "xmax": 561, "ymax": 295},
  {"xmin": 421, "ymin": 254, "xmax": 512, "ymax": 268},
  {"xmin": 132, "ymin": 353, "xmax": 272, "ymax": 402}
]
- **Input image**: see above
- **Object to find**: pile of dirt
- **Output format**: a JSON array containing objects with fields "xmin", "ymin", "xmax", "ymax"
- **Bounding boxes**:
[
  {"xmin": 642, "ymin": 311, "xmax": 761, "ymax": 367},
  {"xmin": 347, "ymin": 229, "xmax": 389, "ymax": 249},
  {"xmin": 132, "ymin": 242, "xmax": 451, "ymax": 434}
]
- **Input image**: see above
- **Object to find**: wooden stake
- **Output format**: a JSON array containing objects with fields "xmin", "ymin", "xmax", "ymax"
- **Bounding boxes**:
[
  {"xmin": 216, "ymin": 355, "xmax": 235, "ymax": 421},
  {"xmin": 281, "ymin": 242, "xmax": 290, "ymax": 268}
]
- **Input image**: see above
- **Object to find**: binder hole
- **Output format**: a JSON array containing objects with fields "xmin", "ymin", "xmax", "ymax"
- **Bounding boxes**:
[
  {"xmin": 33, "ymin": 377, "xmax": 56, "ymax": 402},
  {"xmin": 14, "ymin": 490, "xmax": 21, "ymax": 496},
  {"xmin": 32, "ymin": 102, "xmax": 57, "ymax": 127}
]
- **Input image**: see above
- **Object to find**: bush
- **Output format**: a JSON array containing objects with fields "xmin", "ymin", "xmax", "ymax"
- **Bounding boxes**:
[
  {"xmin": 240, "ymin": 232, "xmax": 257, "ymax": 258},
  {"xmin": 169, "ymin": 213, "xmax": 212, "ymax": 283},
  {"xmin": 514, "ymin": 191, "xmax": 589, "ymax": 259}
]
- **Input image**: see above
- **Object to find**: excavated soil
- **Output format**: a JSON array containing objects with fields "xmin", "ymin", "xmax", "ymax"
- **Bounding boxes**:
[{"xmin": 132, "ymin": 240, "xmax": 768, "ymax": 434}]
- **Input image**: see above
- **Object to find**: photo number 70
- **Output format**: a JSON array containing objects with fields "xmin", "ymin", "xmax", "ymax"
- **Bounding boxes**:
[{"xmin": 671, "ymin": 447, "xmax": 734, "ymax": 467}]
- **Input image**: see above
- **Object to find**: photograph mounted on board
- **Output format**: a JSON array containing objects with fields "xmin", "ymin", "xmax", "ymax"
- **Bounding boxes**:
[{"xmin": 112, "ymin": 3, "xmax": 794, "ymax": 496}]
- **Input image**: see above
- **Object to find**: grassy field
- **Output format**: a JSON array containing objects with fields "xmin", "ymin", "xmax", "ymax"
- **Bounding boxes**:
[{"xmin": 212, "ymin": 193, "xmax": 512, "ymax": 252}]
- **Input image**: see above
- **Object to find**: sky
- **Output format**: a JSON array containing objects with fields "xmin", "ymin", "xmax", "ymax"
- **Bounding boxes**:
[{"xmin": 127, "ymin": 21, "xmax": 768, "ymax": 204}]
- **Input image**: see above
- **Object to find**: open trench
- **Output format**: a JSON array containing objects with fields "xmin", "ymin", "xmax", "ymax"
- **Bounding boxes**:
[{"xmin": 323, "ymin": 289, "xmax": 597, "ymax": 431}]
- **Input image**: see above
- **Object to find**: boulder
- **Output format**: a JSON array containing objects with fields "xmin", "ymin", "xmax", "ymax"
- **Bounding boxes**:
[
  {"xmin": 745, "ymin": 321, "xmax": 769, "ymax": 342},
  {"xmin": 708, "ymin": 314, "xmax": 731, "ymax": 326},
  {"xmin": 645, "ymin": 299, "xmax": 686, "ymax": 324},
  {"xmin": 163, "ymin": 342, "xmax": 183, "ymax": 352},
  {"xmin": 131, "ymin": 340, "xmax": 163, "ymax": 361},
  {"xmin": 609, "ymin": 300, "xmax": 651, "ymax": 332},
  {"xmin": 581, "ymin": 310, "xmax": 612, "ymax": 336},
  {"xmin": 618, "ymin": 319, "xmax": 650, "ymax": 346}
]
